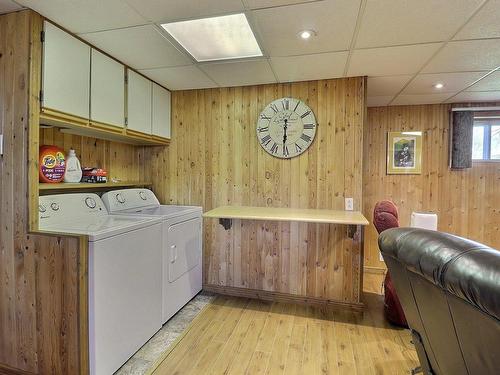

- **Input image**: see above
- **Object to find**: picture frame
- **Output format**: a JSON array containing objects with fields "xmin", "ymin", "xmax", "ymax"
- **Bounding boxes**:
[{"xmin": 387, "ymin": 131, "xmax": 422, "ymax": 174}]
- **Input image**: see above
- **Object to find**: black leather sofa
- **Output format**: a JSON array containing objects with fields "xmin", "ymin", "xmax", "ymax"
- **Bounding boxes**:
[{"xmin": 378, "ymin": 228, "xmax": 500, "ymax": 375}]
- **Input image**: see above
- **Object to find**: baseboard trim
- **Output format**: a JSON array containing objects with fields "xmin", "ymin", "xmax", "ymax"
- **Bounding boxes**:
[
  {"xmin": 364, "ymin": 266, "xmax": 387, "ymax": 275},
  {"xmin": 203, "ymin": 284, "xmax": 365, "ymax": 312},
  {"xmin": 0, "ymin": 364, "xmax": 34, "ymax": 375}
]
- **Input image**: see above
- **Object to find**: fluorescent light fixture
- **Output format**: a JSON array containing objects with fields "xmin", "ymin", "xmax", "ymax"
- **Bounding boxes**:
[
  {"xmin": 161, "ymin": 13, "xmax": 262, "ymax": 62},
  {"xmin": 434, "ymin": 82, "xmax": 444, "ymax": 89}
]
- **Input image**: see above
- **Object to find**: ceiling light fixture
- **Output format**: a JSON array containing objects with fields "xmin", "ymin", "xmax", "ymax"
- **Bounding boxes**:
[
  {"xmin": 434, "ymin": 82, "xmax": 444, "ymax": 89},
  {"xmin": 299, "ymin": 30, "xmax": 315, "ymax": 40},
  {"xmin": 161, "ymin": 13, "xmax": 262, "ymax": 62}
]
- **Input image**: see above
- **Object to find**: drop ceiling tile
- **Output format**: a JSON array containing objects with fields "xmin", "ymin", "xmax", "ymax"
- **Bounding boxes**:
[
  {"xmin": 367, "ymin": 96, "xmax": 394, "ymax": 107},
  {"xmin": 422, "ymin": 39, "xmax": 500, "ymax": 73},
  {"xmin": 270, "ymin": 52, "xmax": 348, "ymax": 82},
  {"xmin": 0, "ymin": 0, "xmax": 23, "ymax": 14},
  {"xmin": 402, "ymin": 72, "xmax": 486, "ymax": 95},
  {"xmin": 367, "ymin": 75, "xmax": 413, "ymax": 96},
  {"xmin": 347, "ymin": 43, "xmax": 442, "ymax": 77},
  {"xmin": 448, "ymin": 91, "xmax": 500, "ymax": 103},
  {"xmin": 140, "ymin": 65, "xmax": 217, "ymax": 90},
  {"xmin": 16, "ymin": 0, "xmax": 146, "ymax": 33},
  {"xmin": 466, "ymin": 70, "xmax": 500, "ymax": 92},
  {"xmin": 391, "ymin": 93, "xmax": 453, "ymax": 105},
  {"xmin": 124, "ymin": 0, "xmax": 245, "ymax": 23},
  {"xmin": 252, "ymin": 0, "xmax": 360, "ymax": 56},
  {"xmin": 80, "ymin": 25, "xmax": 192, "ymax": 70},
  {"xmin": 454, "ymin": 0, "xmax": 500, "ymax": 40},
  {"xmin": 244, "ymin": 0, "xmax": 317, "ymax": 9},
  {"xmin": 200, "ymin": 59, "xmax": 276, "ymax": 87},
  {"xmin": 356, "ymin": 0, "xmax": 481, "ymax": 48}
]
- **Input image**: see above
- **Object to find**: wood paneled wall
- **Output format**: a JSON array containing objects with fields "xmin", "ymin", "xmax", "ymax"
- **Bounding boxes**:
[
  {"xmin": 146, "ymin": 77, "xmax": 366, "ymax": 305},
  {"xmin": 40, "ymin": 128, "xmax": 148, "ymax": 183},
  {"xmin": 363, "ymin": 104, "xmax": 500, "ymax": 271},
  {"xmin": 0, "ymin": 11, "xmax": 87, "ymax": 374}
]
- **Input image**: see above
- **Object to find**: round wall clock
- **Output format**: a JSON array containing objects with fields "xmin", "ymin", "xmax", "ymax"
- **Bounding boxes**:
[{"xmin": 257, "ymin": 97, "xmax": 317, "ymax": 158}]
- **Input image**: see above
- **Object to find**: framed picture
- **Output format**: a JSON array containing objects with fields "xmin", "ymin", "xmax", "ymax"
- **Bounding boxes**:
[{"xmin": 387, "ymin": 131, "xmax": 422, "ymax": 174}]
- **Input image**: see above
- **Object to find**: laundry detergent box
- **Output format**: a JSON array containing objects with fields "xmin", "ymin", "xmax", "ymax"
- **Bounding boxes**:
[{"xmin": 39, "ymin": 145, "xmax": 66, "ymax": 183}]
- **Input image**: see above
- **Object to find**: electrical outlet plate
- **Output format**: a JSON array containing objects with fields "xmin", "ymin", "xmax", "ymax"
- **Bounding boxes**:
[
  {"xmin": 345, "ymin": 197, "xmax": 354, "ymax": 211},
  {"xmin": 0, "ymin": 134, "xmax": 3, "ymax": 156}
]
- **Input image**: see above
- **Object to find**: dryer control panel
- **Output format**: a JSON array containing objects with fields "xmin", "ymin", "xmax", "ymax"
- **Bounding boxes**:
[{"xmin": 102, "ymin": 188, "xmax": 160, "ymax": 213}]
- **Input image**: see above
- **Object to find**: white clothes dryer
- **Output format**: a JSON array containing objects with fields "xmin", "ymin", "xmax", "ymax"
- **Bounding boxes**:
[{"xmin": 101, "ymin": 189, "xmax": 203, "ymax": 324}]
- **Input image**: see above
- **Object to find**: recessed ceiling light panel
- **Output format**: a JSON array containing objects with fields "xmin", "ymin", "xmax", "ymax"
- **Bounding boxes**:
[
  {"xmin": 161, "ymin": 13, "xmax": 262, "ymax": 62},
  {"xmin": 434, "ymin": 82, "xmax": 444, "ymax": 89}
]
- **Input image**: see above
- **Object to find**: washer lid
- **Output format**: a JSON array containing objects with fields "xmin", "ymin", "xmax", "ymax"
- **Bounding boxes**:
[{"xmin": 40, "ymin": 214, "xmax": 161, "ymax": 241}]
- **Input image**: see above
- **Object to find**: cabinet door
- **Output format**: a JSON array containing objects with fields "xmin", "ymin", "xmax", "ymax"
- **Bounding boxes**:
[
  {"xmin": 90, "ymin": 49, "xmax": 125, "ymax": 127},
  {"xmin": 152, "ymin": 83, "xmax": 171, "ymax": 139},
  {"xmin": 127, "ymin": 70, "xmax": 152, "ymax": 135},
  {"xmin": 42, "ymin": 21, "xmax": 90, "ymax": 119}
]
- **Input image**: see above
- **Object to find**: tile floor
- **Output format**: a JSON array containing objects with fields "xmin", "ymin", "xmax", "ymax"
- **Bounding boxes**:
[{"xmin": 115, "ymin": 292, "xmax": 216, "ymax": 375}]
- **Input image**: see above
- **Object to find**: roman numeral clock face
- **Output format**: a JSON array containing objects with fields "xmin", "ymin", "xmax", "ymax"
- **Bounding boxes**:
[{"xmin": 257, "ymin": 97, "xmax": 317, "ymax": 159}]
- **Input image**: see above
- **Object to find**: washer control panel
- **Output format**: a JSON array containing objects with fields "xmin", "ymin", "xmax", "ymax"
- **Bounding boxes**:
[{"xmin": 39, "ymin": 193, "xmax": 107, "ymax": 225}]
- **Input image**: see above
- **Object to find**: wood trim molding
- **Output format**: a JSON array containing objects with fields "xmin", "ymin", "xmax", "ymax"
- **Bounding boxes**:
[
  {"xmin": 0, "ymin": 364, "xmax": 34, "ymax": 375},
  {"xmin": 28, "ymin": 11, "xmax": 43, "ymax": 231},
  {"xmin": 203, "ymin": 284, "xmax": 365, "ymax": 312},
  {"xmin": 126, "ymin": 129, "xmax": 170, "ymax": 145},
  {"xmin": 41, "ymin": 107, "xmax": 90, "ymax": 127},
  {"xmin": 125, "ymin": 128, "xmax": 152, "ymax": 139},
  {"xmin": 39, "ymin": 109, "xmax": 169, "ymax": 146},
  {"xmin": 78, "ymin": 237, "xmax": 89, "ymax": 375},
  {"xmin": 89, "ymin": 120, "xmax": 124, "ymax": 134},
  {"xmin": 151, "ymin": 134, "xmax": 171, "ymax": 143}
]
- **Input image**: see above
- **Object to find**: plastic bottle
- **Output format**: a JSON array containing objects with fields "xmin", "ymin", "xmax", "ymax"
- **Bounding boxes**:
[{"xmin": 64, "ymin": 149, "xmax": 83, "ymax": 183}]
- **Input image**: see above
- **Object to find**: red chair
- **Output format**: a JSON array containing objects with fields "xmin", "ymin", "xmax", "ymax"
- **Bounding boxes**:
[{"xmin": 373, "ymin": 201, "xmax": 408, "ymax": 328}]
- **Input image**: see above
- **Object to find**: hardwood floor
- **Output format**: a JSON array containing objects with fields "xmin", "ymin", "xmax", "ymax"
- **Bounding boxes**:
[{"xmin": 149, "ymin": 273, "xmax": 418, "ymax": 375}]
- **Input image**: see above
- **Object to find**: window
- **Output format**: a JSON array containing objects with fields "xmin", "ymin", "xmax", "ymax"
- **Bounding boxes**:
[{"xmin": 472, "ymin": 121, "xmax": 500, "ymax": 161}]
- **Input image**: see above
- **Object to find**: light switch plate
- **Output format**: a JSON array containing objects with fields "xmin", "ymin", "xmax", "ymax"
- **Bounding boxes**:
[
  {"xmin": 0, "ymin": 134, "xmax": 3, "ymax": 156},
  {"xmin": 345, "ymin": 197, "xmax": 354, "ymax": 211}
]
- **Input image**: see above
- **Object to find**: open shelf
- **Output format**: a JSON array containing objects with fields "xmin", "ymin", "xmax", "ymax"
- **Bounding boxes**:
[{"xmin": 39, "ymin": 181, "xmax": 152, "ymax": 194}]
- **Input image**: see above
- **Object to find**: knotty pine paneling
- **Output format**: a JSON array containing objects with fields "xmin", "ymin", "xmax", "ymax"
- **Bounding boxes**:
[
  {"xmin": 40, "ymin": 127, "xmax": 148, "ymax": 183},
  {"xmin": 146, "ymin": 77, "xmax": 366, "ymax": 304},
  {"xmin": 363, "ymin": 104, "xmax": 500, "ymax": 271},
  {"xmin": 0, "ymin": 11, "xmax": 87, "ymax": 374}
]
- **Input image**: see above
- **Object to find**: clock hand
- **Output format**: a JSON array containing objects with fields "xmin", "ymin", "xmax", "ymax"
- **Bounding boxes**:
[{"xmin": 283, "ymin": 119, "xmax": 288, "ymax": 145}]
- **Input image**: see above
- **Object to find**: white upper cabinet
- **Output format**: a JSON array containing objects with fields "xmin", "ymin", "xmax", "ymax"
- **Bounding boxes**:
[
  {"xmin": 42, "ymin": 21, "xmax": 90, "ymax": 119},
  {"xmin": 127, "ymin": 70, "xmax": 152, "ymax": 134},
  {"xmin": 152, "ymin": 83, "xmax": 171, "ymax": 139},
  {"xmin": 90, "ymin": 49, "xmax": 125, "ymax": 127}
]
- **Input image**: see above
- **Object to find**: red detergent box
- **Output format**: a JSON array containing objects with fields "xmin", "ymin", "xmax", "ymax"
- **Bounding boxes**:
[{"xmin": 81, "ymin": 168, "xmax": 107, "ymax": 183}]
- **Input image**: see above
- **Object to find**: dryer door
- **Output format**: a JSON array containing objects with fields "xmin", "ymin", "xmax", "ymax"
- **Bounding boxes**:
[{"xmin": 167, "ymin": 217, "xmax": 202, "ymax": 282}]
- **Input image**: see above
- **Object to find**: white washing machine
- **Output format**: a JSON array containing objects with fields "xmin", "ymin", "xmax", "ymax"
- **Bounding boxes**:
[
  {"xmin": 101, "ymin": 189, "xmax": 202, "ymax": 324},
  {"xmin": 38, "ymin": 193, "xmax": 163, "ymax": 375}
]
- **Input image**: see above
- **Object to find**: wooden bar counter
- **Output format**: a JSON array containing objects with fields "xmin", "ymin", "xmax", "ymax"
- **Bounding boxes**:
[{"xmin": 203, "ymin": 206, "xmax": 369, "ymax": 311}]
